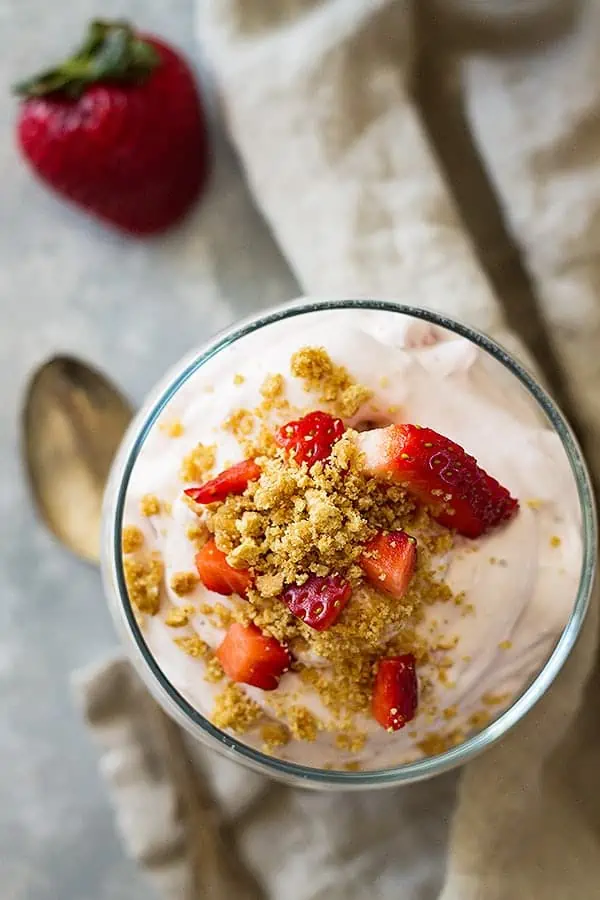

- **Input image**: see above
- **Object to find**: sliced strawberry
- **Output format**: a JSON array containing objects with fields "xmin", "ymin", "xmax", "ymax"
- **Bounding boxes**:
[
  {"xmin": 372, "ymin": 654, "xmax": 418, "ymax": 731},
  {"xmin": 275, "ymin": 411, "xmax": 345, "ymax": 466},
  {"xmin": 216, "ymin": 622, "xmax": 291, "ymax": 691},
  {"xmin": 282, "ymin": 575, "xmax": 352, "ymax": 631},
  {"xmin": 357, "ymin": 424, "xmax": 518, "ymax": 538},
  {"xmin": 185, "ymin": 458, "xmax": 261, "ymax": 504},
  {"xmin": 195, "ymin": 539, "xmax": 254, "ymax": 597},
  {"xmin": 359, "ymin": 531, "xmax": 417, "ymax": 600}
]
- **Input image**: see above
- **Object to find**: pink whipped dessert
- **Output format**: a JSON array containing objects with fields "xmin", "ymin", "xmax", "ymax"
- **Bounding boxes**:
[{"xmin": 120, "ymin": 307, "xmax": 581, "ymax": 770}]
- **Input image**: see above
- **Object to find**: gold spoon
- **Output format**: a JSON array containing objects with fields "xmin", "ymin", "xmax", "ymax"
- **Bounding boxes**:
[{"xmin": 23, "ymin": 355, "xmax": 133, "ymax": 563}]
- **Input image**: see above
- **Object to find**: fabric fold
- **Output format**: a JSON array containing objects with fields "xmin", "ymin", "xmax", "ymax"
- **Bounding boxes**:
[
  {"xmin": 73, "ymin": 656, "xmax": 264, "ymax": 900},
  {"xmin": 460, "ymin": 0, "xmax": 600, "ymax": 477},
  {"xmin": 199, "ymin": 0, "xmax": 512, "ymax": 340}
]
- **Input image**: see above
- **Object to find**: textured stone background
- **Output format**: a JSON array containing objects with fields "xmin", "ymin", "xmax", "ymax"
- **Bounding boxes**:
[{"xmin": 0, "ymin": 2, "xmax": 297, "ymax": 897}]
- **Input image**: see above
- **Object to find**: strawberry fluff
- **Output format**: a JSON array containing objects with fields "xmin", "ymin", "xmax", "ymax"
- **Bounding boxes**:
[{"xmin": 122, "ymin": 306, "xmax": 582, "ymax": 770}]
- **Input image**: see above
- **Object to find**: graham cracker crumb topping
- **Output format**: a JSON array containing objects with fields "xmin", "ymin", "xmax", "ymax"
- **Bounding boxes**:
[
  {"xmin": 209, "ymin": 432, "xmax": 420, "ymax": 592},
  {"xmin": 261, "ymin": 722, "xmax": 291, "ymax": 751},
  {"xmin": 165, "ymin": 605, "xmax": 195, "ymax": 627},
  {"xmin": 260, "ymin": 373, "xmax": 286, "ymax": 404},
  {"xmin": 335, "ymin": 732, "xmax": 366, "ymax": 752},
  {"xmin": 186, "ymin": 520, "xmax": 210, "ymax": 549},
  {"xmin": 180, "ymin": 443, "xmax": 216, "ymax": 483},
  {"xmin": 124, "ymin": 554, "xmax": 163, "ymax": 615},
  {"xmin": 290, "ymin": 346, "xmax": 373, "ymax": 417},
  {"xmin": 417, "ymin": 730, "xmax": 464, "ymax": 756},
  {"xmin": 204, "ymin": 657, "xmax": 225, "ymax": 683},
  {"xmin": 213, "ymin": 684, "xmax": 262, "ymax": 733},
  {"xmin": 140, "ymin": 494, "xmax": 161, "ymax": 517},
  {"xmin": 160, "ymin": 420, "xmax": 184, "ymax": 437},
  {"xmin": 174, "ymin": 635, "xmax": 211, "ymax": 658},
  {"xmin": 170, "ymin": 571, "xmax": 199, "ymax": 596},
  {"xmin": 286, "ymin": 706, "xmax": 319, "ymax": 742},
  {"xmin": 122, "ymin": 525, "xmax": 144, "ymax": 554}
]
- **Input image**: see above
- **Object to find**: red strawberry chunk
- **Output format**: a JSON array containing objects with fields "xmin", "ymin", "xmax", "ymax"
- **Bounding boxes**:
[
  {"xmin": 372, "ymin": 655, "xmax": 418, "ymax": 731},
  {"xmin": 359, "ymin": 531, "xmax": 417, "ymax": 600},
  {"xmin": 282, "ymin": 575, "xmax": 352, "ymax": 631},
  {"xmin": 275, "ymin": 411, "xmax": 345, "ymax": 466},
  {"xmin": 185, "ymin": 458, "xmax": 261, "ymax": 504},
  {"xmin": 357, "ymin": 424, "xmax": 519, "ymax": 538},
  {"xmin": 195, "ymin": 539, "xmax": 254, "ymax": 597},
  {"xmin": 216, "ymin": 622, "xmax": 291, "ymax": 691}
]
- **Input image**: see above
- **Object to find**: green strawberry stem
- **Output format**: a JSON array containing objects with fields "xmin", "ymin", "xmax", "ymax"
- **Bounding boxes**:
[{"xmin": 13, "ymin": 20, "xmax": 159, "ymax": 99}]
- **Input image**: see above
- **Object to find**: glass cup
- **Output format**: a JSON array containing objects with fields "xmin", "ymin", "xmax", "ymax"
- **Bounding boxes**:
[{"xmin": 101, "ymin": 298, "xmax": 597, "ymax": 789}]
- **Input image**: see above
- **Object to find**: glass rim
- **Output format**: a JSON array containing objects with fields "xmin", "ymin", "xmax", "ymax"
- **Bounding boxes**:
[{"xmin": 102, "ymin": 297, "xmax": 597, "ymax": 788}]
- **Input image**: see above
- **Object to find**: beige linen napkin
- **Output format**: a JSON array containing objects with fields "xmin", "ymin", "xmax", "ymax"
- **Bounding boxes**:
[{"xmin": 77, "ymin": 1, "xmax": 600, "ymax": 898}]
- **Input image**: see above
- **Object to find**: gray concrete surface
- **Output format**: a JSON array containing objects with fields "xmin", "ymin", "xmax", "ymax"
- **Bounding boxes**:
[{"xmin": 0, "ymin": 2, "xmax": 297, "ymax": 896}]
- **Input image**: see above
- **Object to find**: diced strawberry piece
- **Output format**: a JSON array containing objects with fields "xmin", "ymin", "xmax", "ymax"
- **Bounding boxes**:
[
  {"xmin": 275, "ymin": 411, "xmax": 345, "ymax": 466},
  {"xmin": 282, "ymin": 575, "xmax": 352, "ymax": 631},
  {"xmin": 372, "ymin": 654, "xmax": 418, "ymax": 731},
  {"xmin": 185, "ymin": 458, "xmax": 261, "ymax": 504},
  {"xmin": 195, "ymin": 539, "xmax": 254, "ymax": 597},
  {"xmin": 216, "ymin": 622, "xmax": 291, "ymax": 691},
  {"xmin": 359, "ymin": 531, "xmax": 417, "ymax": 600},
  {"xmin": 357, "ymin": 424, "xmax": 519, "ymax": 538}
]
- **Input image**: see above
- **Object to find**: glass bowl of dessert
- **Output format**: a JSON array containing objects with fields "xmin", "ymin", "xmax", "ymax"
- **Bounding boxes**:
[{"xmin": 101, "ymin": 298, "xmax": 596, "ymax": 789}]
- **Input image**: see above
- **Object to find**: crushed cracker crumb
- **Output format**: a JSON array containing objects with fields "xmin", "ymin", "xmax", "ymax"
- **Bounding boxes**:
[
  {"xmin": 260, "ymin": 373, "xmax": 286, "ymax": 403},
  {"xmin": 160, "ymin": 420, "xmax": 184, "ymax": 438},
  {"xmin": 165, "ymin": 605, "xmax": 195, "ymax": 627},
  {"xmin": 212, "ymin": 683, "xmax": 262, "ymax": 733},
  {"xmin": 175, "ymin": 635, "xmax": 211, "ymax": 658},
  {"xmin": 335, "ymin": 732, "xmax": 366, "ymax": 753},
  {"xmin": 180, "ymin": 443, "xmax": 216, "ymax": 483},
  {"xmin": 286, "ymin": 706, "xmax": 319, "ymax": 742},
  {"xmin": 170, "ymin": 571, "xmax": 199, "ymax": 596},
  {"xmin": 482, "ymin": 691, "xmax": 510, "ymax": 707},
  {"xmin": 261, "ymin": 722, "xmax": 290, "ymax": 752},
  {"xmin": 290, "ymin": 346, "xmax": 373, "ymax": 417},
  {"xmin": 204, "ymin": 657, "xmax": 225, "ymax": 683},
  {"xmin": 122, "ymin": 525, "xmax": 144, "ymax": 554},
  {"xmin": 223, "ymin": 409, "xmax": 255, "ymax": 438},
  {"xmin": 124, "ymin": 554, "xmax": 163, "ymax": 615},
  {"xmin": 417, "ymin": 730, "xmax": 464, "ymax": 756},
  {"xmin": 468, "ymin": 710, "xmax": 491, "ymax": 729},
  {"xmin": 186, "ymin": 521, "xmax": 210, "ymax": 549},
  {"xmin": 140, "ymin": 494, "xmax": 161, "ymax": 517}
]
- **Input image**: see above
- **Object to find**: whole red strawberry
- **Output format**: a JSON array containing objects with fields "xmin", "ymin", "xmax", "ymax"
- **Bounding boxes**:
[{"xmin": 14, "ymin": 20, "xmax": 209, "ymax": 235}]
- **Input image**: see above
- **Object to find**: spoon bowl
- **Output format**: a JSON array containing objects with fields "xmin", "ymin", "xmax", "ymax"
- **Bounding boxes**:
[{"xmin": 23, "ymin": 355, "xmax": 133, "ymax": 563}]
